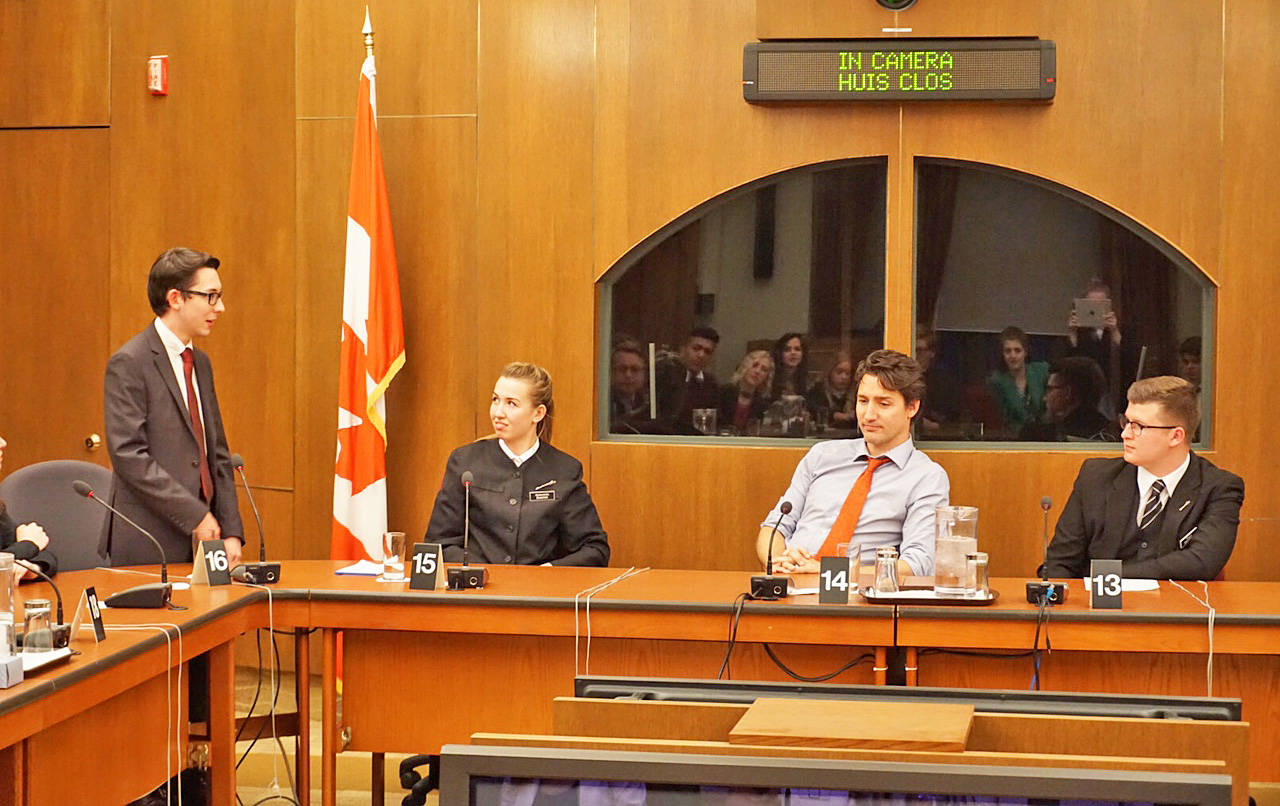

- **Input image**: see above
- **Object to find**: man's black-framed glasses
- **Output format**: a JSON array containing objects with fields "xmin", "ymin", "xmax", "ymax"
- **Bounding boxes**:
[
  {"xmin": 182, "ymin": 288, "xmax": 223, "ymax": 306},
  {"xmin": 1118, "ymin": 415, "xmax": 1178, "ymax": 437}
]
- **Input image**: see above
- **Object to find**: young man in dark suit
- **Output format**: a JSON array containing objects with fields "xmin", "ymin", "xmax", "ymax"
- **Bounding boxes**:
[
  {"xmin": 103, "ymin": 247, "xmax": 243, "ymax": 566},
  {"xmin": 1043, "ymin": 376, "xmax": 1242, "ymax": 580}
]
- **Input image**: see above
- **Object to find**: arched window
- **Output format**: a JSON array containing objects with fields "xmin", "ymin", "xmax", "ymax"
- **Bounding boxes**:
[
  {"xmin": 598, "ymin": 159, "xmax": 887, "ymax": 440},
  {"xmin": 913, "ymin": 158, "xmax": 1214, "ymax": 446}
]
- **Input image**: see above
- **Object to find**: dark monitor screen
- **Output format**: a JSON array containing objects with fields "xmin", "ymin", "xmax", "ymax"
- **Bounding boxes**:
[
  {"xmin": 573, "ymin": 676, "xmax": 1242, "ymax": 721},
  {"xmin": 443, "ymin": 745, "xmax": 1230, "ymax": 805}
]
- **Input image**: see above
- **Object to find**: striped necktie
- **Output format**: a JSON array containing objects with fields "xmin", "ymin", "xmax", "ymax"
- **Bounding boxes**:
[{"xmin": 1139, "ymin": 479, "xmax": 1166, "ymax": 530}]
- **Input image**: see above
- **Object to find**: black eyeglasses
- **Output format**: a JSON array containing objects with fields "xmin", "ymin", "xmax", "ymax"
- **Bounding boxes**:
[
  {"xmin": 1118, "ymin": 415, "xmax": 1178, "ymax": 437},
  {"xmin": 182, "ymin": 289, "xmax": 223, "ymax": 306}
]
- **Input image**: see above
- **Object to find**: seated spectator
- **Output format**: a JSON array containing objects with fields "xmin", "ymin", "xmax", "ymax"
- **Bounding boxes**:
[
  {"xmin": 1178, "ymin": 336, "xmax": 1202, "ymax": 391},
  {"xmin": 770, "ymin": 332, "xmax": 811, "ymax": 400},
  {"xmin": 1022, "ymin": 357, "xmax": 1119, "ymax": 441},
  {"xmin": 806, "ymin": 353, "xmax": 856, "ymax": 429},
  {"xmin": 719, "ymin": 350, "xmax": 774, "ymax": 433},
  {"xmin": 987, "ymin": 326, "xmax": 1049, "ymax": 436},
  {"xmin": 0, "ymin": 434, "xmax": 58, "ymax": 580},
  {"xmin": 655, "ymin": 326, "xmax": 720, "ymax": 434},
  {"xmin": 609, "ymin": 342, "xmax": 657, "ymax": 434},
  {"xmin": 915, "ymin": 325, "xmax": 961, "ymax": 433}
]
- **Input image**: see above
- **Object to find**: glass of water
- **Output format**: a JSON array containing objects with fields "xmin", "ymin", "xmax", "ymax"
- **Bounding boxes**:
[
  {"xmin": 380, "ymin": 531, "xmax": 408, "ymax": 582},
  {"xmin": 933, "ymin": 506, "xmax": 978, "ymax": 596},
  {"xmin": 692, "ymin": 408, "xmax": 718, "ymax": 435}
]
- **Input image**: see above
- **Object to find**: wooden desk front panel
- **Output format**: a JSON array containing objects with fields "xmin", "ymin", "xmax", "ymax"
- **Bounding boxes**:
[{"xmin": 341, "ymin": 630, "xmax": 882, "ymax": 753}]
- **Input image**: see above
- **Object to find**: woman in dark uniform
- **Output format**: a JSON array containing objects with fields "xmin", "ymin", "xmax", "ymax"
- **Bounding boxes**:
[{"xmin": 425, "ymin": 362, "xmax": 610, "ymax": 566}]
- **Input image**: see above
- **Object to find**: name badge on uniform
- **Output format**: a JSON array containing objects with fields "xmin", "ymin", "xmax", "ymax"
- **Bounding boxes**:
[{"xmin": 529, "ymin": 490, "xmax": 557, "ymax": 502}]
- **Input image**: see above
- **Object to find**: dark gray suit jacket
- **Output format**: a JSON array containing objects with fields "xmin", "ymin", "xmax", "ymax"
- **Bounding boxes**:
[
  {"xmin": 1043, "ymin": 454, "xmax": 1244, "ymax": 580},
  {"xmin": 103, "ymin": 323, "xmax": 243, "ymax": 565}
]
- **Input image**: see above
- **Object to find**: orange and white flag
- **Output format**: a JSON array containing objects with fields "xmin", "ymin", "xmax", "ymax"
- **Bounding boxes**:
[{"xmin": 332, "ymin": 39, "xmax": 405, "ymax": 561}]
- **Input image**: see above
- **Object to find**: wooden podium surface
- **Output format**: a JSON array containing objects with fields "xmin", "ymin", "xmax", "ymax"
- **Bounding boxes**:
[{"xmin": 2, "ymin": 564, "xmax": 1279, "ymax": 806}]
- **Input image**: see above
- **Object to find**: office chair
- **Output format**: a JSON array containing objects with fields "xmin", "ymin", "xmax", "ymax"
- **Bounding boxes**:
[{"xmin": 0, "ymin": 459, "xmax": 112, "ymax": 570}]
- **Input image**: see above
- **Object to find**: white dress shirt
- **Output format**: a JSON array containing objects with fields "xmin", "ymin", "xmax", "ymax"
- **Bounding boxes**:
[{"xmin": 153, "ymin": 318, "xmax": 204, "ymax": 425}]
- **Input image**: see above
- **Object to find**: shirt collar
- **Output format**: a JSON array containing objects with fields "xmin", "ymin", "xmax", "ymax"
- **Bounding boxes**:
[
  {"xmin": 1136, "ymin": 452, "xmax": 1191, "ymax": 498},
  {"xmin": 499, "ymin": 438, "xmax": 540, "ymax": 467},
  {"xmin": 153, "ymin": 317, "xmax": 192, "ymax": 357},
  {"xmin": 851, "ymin": 436, "xmax": 915, "ymax": 469},
  {"xmin": 685, "ymin": 369, "xmax": 705, "ymax": 383}
]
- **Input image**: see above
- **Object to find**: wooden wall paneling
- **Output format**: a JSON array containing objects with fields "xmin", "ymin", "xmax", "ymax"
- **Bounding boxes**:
[
  {"xmin": 295, "ymin": 0, "xmax": 477, "ymax": 119},
  {"xmin": 1219, "ymin": 0, "xmax": 1280, "ymax": 582},
  {"xmin": 381, "ymin": 117, "xmax": 478, "ymax": 540},
  {"xmin": 0, "ymin": 0, "xmax": 109, "ymax": 126},
  {"xmin": 108, "ymin": 0, "xmax": 297, "ymax": 490},
  {"xmin": 900, "ymin": 1, "xmax": 1223, "ymax": 276},
  {"xmin": 235, "ymin": 486, "xmax": 296, "ymax": 561},
  {"xmin": 0, "ymin": 130, "xmax": 111, "ymax": 467},
  {"xmin": 589, "ymin": 442, "xmax": 807, "ymax": 571},
  {"xmin": 476, "ymin": 0, "xmax": 596, "ymax": 461},
  {"xmin": 294, "ymin": 118, "xmax": 351, "ymax": 560}
]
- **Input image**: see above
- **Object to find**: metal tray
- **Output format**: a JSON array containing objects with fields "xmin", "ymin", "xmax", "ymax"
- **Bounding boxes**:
[{"xmin": 859, "ymin": 587, "xmax": 1000, "ymax": 606}]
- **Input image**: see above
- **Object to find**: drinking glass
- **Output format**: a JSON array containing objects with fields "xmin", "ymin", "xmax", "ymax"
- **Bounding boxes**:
[{"xmin": 380, "ymin": 531, "xmax": 408, "ymax": 582}]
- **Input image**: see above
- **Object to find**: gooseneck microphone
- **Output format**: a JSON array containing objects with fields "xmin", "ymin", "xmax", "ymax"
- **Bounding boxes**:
[
  {"xmin": 447, "ymin": 470, "xmax": 487, "ymax": 590},
  {"xmin": 750, "ymin": 501, "xmax": 793, "ymax": 600},
  {"xmin": 228, "ymin": 454, "xmax": 280, "ymax": 584},
  {"xmin": 1026, "ymin": 495, "xmax": 1067, "ymax": 605},
  {"xmin": 73, "ymin": 480, "xmax": 172, "ymax": 608}
]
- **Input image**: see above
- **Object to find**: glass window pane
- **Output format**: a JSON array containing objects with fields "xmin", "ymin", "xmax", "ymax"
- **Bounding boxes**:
[
  {"xmin": 601, "ymin": 159, "xmax": 887, "ymax": 440},
  {"xmin": 914, "ymin": 158, "xmax": 1213, "ymax": 446}
]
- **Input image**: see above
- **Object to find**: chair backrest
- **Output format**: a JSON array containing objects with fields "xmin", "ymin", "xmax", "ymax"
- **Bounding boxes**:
[{"xmin": 0, "ymin": 459, "xmax": 113, "ymax": 571}]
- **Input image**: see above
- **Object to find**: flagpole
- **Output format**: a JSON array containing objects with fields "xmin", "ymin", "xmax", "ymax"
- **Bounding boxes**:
[{"xmin": 363, "ymin": 7, "xmax": 374, "ymax": 56}]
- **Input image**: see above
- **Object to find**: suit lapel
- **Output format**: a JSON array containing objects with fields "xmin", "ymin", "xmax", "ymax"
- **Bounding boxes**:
[
  {"xmin": 1159, "ymin": 455, "xmax": 1203, "ymax": 553},
  {"xmin": 146, "ymin": 326, "xmax": 201, "ymax": 446},
  {"xmin": 1102, "ymin": 463, "xmax": 1137, "ymax": 554}
]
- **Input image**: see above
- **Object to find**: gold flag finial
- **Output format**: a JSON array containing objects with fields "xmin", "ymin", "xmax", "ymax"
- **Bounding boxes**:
[{"xmin": 362, "ymin": 7, "xmax": 374, "ymax": 57}]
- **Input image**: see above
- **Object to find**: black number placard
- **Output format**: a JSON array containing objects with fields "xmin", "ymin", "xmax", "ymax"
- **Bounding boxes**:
[
  {"xmin": 410, "ymin": 543, "xmax": 443, "ymax": 591},
  {"xmin": 1087, "ymin": 559, "xmax": 1123, "ymax": 609},
  {"xmin": 818, "ymin": 556, "xmax": 851, "ymax": 604},
  {"xmin": 199, "ymin": 539, "xmax": 232, "ymax": 586}
]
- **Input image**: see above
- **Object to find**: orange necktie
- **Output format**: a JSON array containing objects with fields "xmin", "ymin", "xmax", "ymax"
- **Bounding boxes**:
[{"xmin": 817, "ymin": 456, "xmax": 891, "ymax": 557}]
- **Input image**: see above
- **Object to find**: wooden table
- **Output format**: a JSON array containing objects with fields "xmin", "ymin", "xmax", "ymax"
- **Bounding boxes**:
[{"xmin": 4, "ymin": 564, "xmax": 1279, "ymax": 806}]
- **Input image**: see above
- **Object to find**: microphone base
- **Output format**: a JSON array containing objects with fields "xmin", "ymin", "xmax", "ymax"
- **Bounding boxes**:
[
  {"xmin": 232, "ymin": 562, "xmax": 281, "ymax": 585},
  {"xmin": 104, "ymin": 582, "xmax": 173, "ymax": 609},
  {"xmin": 447, "ymin": 566, "xmax": 488, "ymax": 591},
  {"xmin": 750, "ymin": 574, "xmax": 788, "ymax": 600},
  {"xmin": 1025, "ymin": 581, "xmax": 1068, "ymax": 605}
]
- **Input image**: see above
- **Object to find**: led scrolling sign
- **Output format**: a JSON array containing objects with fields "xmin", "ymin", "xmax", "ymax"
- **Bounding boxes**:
[{"xmin": 743, "ymin": 39, "xmax": 1056, "ymax": 102}]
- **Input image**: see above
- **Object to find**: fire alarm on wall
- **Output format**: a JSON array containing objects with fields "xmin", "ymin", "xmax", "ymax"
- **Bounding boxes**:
[{"xmin": 147, "ymin": 55, "xmax": 169, "ymax": 95}]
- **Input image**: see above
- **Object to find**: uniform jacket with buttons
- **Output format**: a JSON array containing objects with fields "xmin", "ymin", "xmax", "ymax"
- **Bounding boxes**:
[
  {"xmin": 1043, "ymin": 454, "xmax": 1243, "ymax": 580},
  {"xmin": 425, "ymin": 439, "xmax": 609, "ymax": 567}
]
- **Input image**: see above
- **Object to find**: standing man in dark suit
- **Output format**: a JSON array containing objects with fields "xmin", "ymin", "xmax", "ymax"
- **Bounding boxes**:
[
  {"xmin": 103, "ymin": 247, "xmax": 243, "ymax": 566},
  {"xmin": 655, "ymin": 326, "xmax": 721, "ymax": 434},
  {"xmin": 1043, "ymin": 376, "xmax": 1242, "ymax": 580}
]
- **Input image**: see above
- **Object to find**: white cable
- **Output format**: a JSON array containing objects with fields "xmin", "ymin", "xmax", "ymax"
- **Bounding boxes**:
[
  {"xmin": 234, "ymin": 581, "xmax": 299, "ymax": 804},
  {"xmin": 572, "ymin": 567, "xmax": 649, "ymax": 676},
  {"xmin": 105, "ymin": 622, "xmax": 183, "ymax": 806},
  {"xmin": 1170, "ymin": 580, "xmax": 1215, "ymax": 696}
]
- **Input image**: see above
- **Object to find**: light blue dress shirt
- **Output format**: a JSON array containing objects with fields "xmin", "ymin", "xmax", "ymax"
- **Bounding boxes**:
[{"xmin": 761, "ymin": 437, "xmax": 950, "ymax": 576}]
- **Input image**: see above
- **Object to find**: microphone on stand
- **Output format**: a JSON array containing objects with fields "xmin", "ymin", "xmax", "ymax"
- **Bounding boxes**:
[
  {"xmin": 72, "ymin": 480, "xmax": 172, "ymax": 609},
  {"xmin": 228, "ymin": 454, "xmax": 280, "ymax": 584},
  {"xmin": 447, "ymin": 470, "xmax": 488, "ymax": 590},
  {"xmin": 1026, "ymin": 495, "xmax": 1067, "ymax": 604},
  {"xmin": 750, "ymin": 502, "xmax": 792, "ymax": 600}
]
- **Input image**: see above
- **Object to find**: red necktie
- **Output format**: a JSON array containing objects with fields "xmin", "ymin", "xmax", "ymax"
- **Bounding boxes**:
[
  {"xmin": 818, "ymin": 456, "xmax": 891, "ymax": 557},
  {"xmin": 182, "ymin": 348, "xmax": 214, "ymax": 501}
]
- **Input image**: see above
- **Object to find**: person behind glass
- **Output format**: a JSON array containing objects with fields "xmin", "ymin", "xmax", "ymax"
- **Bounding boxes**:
[
  {"xmin": 608, "ymin": 341, "xmax": 654, "ymax": 434},
  {"xmin": 1067, "ymin": 278, "xmax": 1125, "ymax": 412},
  {"xmin": 1042, "ymin": 376, "xmax": 1242, "ymax": 580},
  {"xmin": 915, "ymin": 326, "xmax": 961, "ymax": 433},
  {"xmin": 0, "ymin": 436, "xmax": 57, "ymax": 581},
  {"xmin": 756, "ymin": 350, "xmax": 949, "ymax": 579},
  {"xmin": 718, "ymin": 350, "xmax": 774, "ymax": 433},
  {"xmin": 769, "ymin": 332, "xmax": 811, "ymax": 400},
  {"xmin": 655, "ymin": 326, "xmax": 720, "ymax": 434},
  {"xmin": 987, "ymin": 326, "xmax": 1049, "ymax": 436},
  {"xmin": 425, "ymin": 362, "xmax": 609, "ymax": 567},
  {"xmin": 1021, "ymin": 357, "xmax": 1118, "ymax": 442},
  {"xmin": 805, "ymin": 352, "xmax": 856, "ymax": 429},
  {"xmin": 1178, "ymin": 336, "xmax": 1202, "ymax": 391}
]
